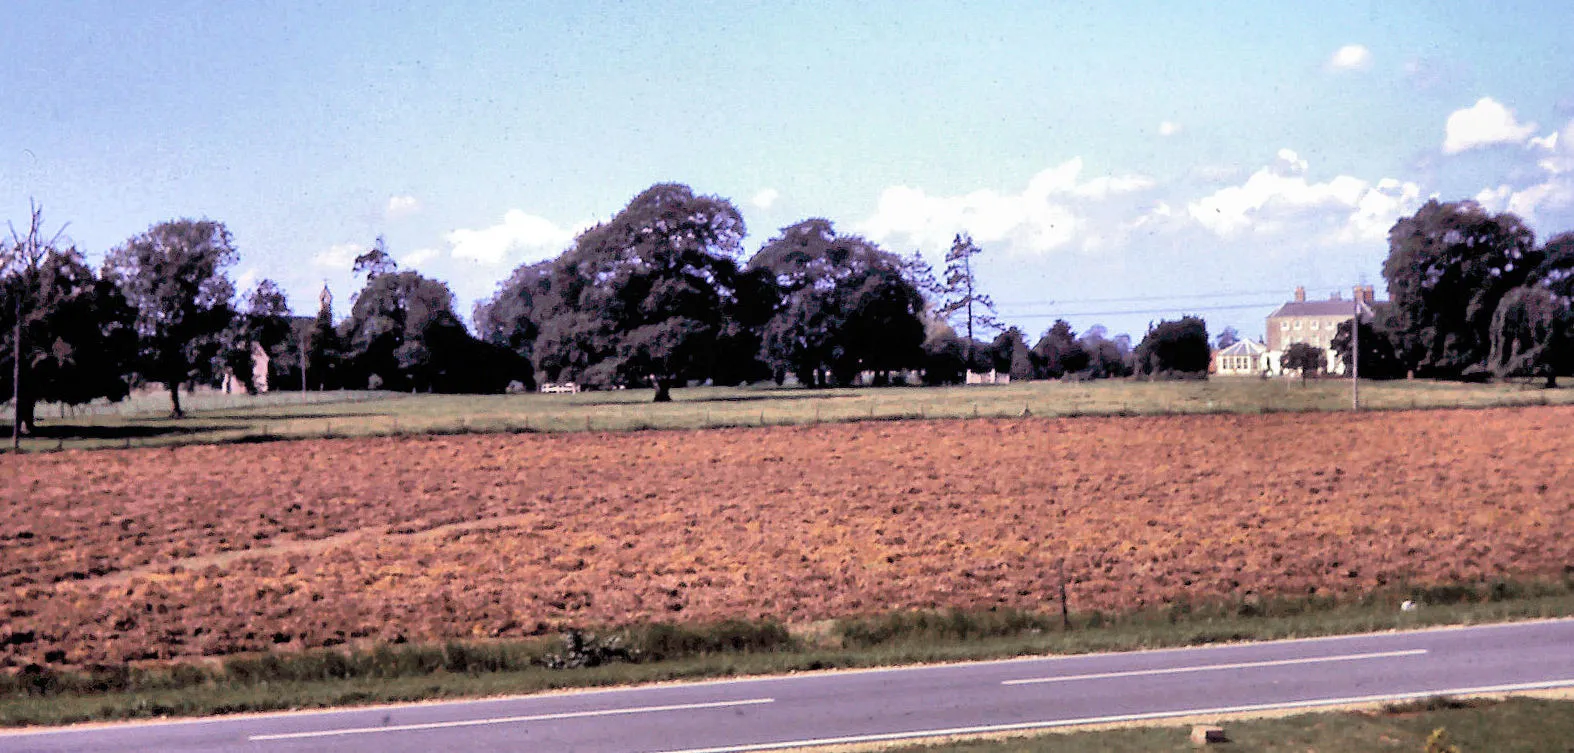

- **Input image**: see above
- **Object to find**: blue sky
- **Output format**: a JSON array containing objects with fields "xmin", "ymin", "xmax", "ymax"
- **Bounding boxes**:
[{"xmin": 4, "ymin": 1, "xmax": 1573, "ymax": 343}]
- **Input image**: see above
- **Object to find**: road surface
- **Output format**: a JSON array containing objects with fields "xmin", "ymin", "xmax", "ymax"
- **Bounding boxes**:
[{"xmin": 4, "ymin": 619, "xmax": 1573, "ymax": 752}]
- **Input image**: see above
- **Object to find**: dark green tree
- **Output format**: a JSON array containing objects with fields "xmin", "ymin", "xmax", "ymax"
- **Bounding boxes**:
[
  {"xmin": 989, "ymin": 327, "xmax": 1033, "ymax": 381},
  {"xmin": 1488, "ymin": 285, "xmax": 1571, "ymax": 387},
  {"xmin": 1382, "ymin": 200, "xmax": 1540, "ymax": 378},
  {"xmin": 1280, "ymin": 342, "xmax": 1327, "ymax": 383},
  {"xmin": 751, "ymin": 219, "xmax": 925, "ymax": 387},
  {"xmin": 1032, "ymin": 320, "xmax": 1089, "ymax": 379},
  {"xmin": 1, "ymin": 215, "xmax": 136, "ymax": 435},
  {"xmin": 1134, "ymin": 316, "xmax": 1210, "ymax": 378},
  {"xmin": 1330, "ymin": 312, "xmax": 1406, "ymax": 380},
  {"xmin": 341, "ymin": 270, "xmax": 462, "ymax": 391},
  {"xmin": 533, "ymin": 184, "xmax": 748, "ymax": 401},
  {"xmin": 104, "ymin": 219, "xmax": 239, "ymax": 417}
]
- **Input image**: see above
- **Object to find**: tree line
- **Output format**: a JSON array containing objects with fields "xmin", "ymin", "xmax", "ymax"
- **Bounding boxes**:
[
  {"xmin": 1, "ymin": 183, "xmax": 1220, "ymax": 435},
  {"xmin": 1331, "ymin": 199, "xmax": 1574, "ymax": 387}
]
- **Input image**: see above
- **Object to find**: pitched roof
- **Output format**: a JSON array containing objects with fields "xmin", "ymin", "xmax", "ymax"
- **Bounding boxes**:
[
  {"xmin": 1268, "ymin": 300, "xmax": 1377, "ymax": 318},
  {"xmin": 1215, "ymin": 339, "xmax": 1267, "ymax": 356}
]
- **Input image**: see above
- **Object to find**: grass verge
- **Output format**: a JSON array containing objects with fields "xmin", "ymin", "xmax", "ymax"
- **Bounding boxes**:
[
  {"xmin": 865, "ymin": 695, "xmax": 1574, "ymax": 752},
  {"xmin": 3, "ymin": 579, "xmax": 1573, "ymax": 728}
]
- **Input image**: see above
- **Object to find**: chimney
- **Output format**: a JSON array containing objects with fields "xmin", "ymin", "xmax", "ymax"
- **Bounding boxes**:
[
  {"xmin": 1330, "ymin": 291, "xmax": 1341, "ymax": 301},
  {"xmin": 1294, "ymin": 286, "xmax": 1306, "ymax": 302},
  {"xmin": 1361, "ymin": 285, "xmax": 1376, "ymax": 305}
]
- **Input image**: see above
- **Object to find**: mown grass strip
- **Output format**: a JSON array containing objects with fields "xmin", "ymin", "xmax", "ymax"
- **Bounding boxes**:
[
  {"xmin": 866, "ymin": 696, "xmax": 1574, "ymax": 752},
  {"xmin": 3, "ymin": 580, "xmax": 1573, "ymax": 727}
]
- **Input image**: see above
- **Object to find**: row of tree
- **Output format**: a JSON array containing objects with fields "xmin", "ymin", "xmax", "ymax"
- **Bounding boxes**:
[
  {"xmin": 0, "ymin": 208, "xmax": 522, "ymax": 435},
  {"xmin": 1331, "ymin": 199, "xmax": 1574, "ymax": 386},
  {"xmin": 3, "ymin": 182, "xmax": 1209, "ymax": 431}
]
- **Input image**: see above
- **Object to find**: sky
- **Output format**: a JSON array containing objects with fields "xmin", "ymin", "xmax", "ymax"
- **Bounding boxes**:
[{"xmin": 4, "ymin": 1, "xmax": 1574, "ymax": 344}]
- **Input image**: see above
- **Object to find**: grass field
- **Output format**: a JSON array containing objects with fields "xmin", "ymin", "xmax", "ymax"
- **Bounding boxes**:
[
  {"xmin": 872, "ymin": 695, "xmax": 1574, "ymax": 752},
  {"xmin": 3, "ymin": 376, "xmax": 1569, "ymax": 452}
]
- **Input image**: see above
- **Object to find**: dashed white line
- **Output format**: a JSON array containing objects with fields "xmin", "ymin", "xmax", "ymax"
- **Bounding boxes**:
[
  {"xmin": 647, "ymin": 679, "xmax": 1574, "ymax": 753},
  {"xmin": 247, "ymin": 697, "xmax": 774, "ymax": 741},
  {"xmin": 1001, "ymin": 648, "xmax": 1427, "ymax": 685}
]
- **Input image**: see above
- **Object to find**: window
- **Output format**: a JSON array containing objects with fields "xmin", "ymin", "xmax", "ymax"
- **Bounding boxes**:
[
  {"xmin": 1310, "ymin": 320, "xmax": 1319, "ymax": 330},
  {"xmin": 1280, "ymin": 321, "xmax": 1289, "ymax": 330},
  {"xmin": 1294, "ymin": 320, "xmax": 1302, "ymax": 329}
]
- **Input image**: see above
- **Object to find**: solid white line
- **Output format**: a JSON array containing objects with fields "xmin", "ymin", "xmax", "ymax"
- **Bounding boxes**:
[
  {"xmin": 247, "ymin": 697, "xmax": 774, "ymax": 741},
  {"xmin": 647, "ymin": 679, "xmax": 1574, "ymax": 753},
  {"xmin": 1002, "ymin": 648, "xmax": 1427, "ymax": 685}
]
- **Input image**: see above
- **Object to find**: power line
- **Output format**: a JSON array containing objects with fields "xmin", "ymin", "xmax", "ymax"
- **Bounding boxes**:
[
  {"xmin": 1004, "ymin": 301, "xmax": 1288, "ymax": 319},
  {"xmin": 995, "ymin": 288, "xmax": 1294, "ymax": 307}
]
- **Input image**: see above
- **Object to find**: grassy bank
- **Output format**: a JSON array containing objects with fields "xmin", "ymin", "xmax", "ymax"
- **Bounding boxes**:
[
  {"xmin": 878, "ymin": 696, "xmax": 1574, "ymax": 752},
  {"xmin": 4, "ymin": 578, "xmax": 1572, "ymax": 727},
  {"xmin": 5, "ymin": 377, "xmax": 1571, "ymax": 452}
]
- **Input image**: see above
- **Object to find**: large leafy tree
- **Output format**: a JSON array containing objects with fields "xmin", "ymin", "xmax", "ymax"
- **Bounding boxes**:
[
  {"xmin": 1487, "ymin": 285, "xmax": 1571, "ymax": 387},
  {"xmin": 1134, "ymin": 316, "xmax": 1210, "ymax": 378},
  {"xmin": 751, "ymin": 219, "xmax": 925, "ymax": 387},
  {"xmin": 1032, "ymin": 319, "xmax": 1089, "ymax": 379},
  {"xmin": 533, "ymin": 184, "xmax": 748, "ymax": 401},
  {"xmin": 341, "ymin": 270, "xmax": 458, "ymax": 391},
  {"xmin": 936, "ymin": 233, "xmax": 1001, "ymax": 365},
  {"xmin": 104, "ymin": 219, "xmax": 238, "ymax": 417},
  {"xmin": 1383, "ymin": 200, "xmax": 1540, "ymax": 378},
  {"xmin": 2, "ymin": 208, "xmax": 136, "ymax": 436},
  {"xmin": 1330, "ymin": 310, "xmax": 1407, "ymax": 381},
  {"xmin": 473, "ymin": 260, "xmax": 554, "ymax": 390}
]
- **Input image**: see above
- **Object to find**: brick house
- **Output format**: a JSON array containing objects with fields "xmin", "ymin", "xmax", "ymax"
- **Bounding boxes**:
[{"xmin": 1266, "ymin": 285, "xmax": 1380, "ymax": 375}]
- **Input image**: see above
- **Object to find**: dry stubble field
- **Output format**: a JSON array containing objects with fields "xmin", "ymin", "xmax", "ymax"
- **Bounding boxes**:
[{"xmin": 3, "ymin": 406, "xmax": 1572, "ymax": 667}]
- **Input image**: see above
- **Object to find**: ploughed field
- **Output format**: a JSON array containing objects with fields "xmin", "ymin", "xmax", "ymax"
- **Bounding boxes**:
[{"xmin": 3, "ymin": 407, "xmax": 1572, "ymax": 666}]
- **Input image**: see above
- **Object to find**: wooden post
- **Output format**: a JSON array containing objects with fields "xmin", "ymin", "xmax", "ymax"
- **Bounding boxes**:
[{"xmin": 1058, "ymin": 558, "xmax": 1071, "ymax": 630}]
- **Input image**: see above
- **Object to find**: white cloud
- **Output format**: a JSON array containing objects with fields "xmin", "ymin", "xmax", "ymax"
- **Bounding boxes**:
[
  {"xmin": 1187, "ymin": 149, "xmax": 1420, "ymax": 243},
  {"xmin": 1327, "ymin": 44, "xmax": 1372, "ymax": 72},
  {"xmin": 1158, "ymin": 121, "xmax": 1182, "ymax": 137},
  {"xmin": 1474, "ymin": 120, "xmax": 1574, "ymax": 223},
  {"xmin": 750, "ymin": 188, "xmax": 780, "ymax": 210},
  {"xmin": 857, "ymin": 158, "xmax": 1155, "ymax": 254},
  {"xmin": 446, "ymin": 210, "xmax": 582, "ymax": 265},
  {"xmin": 1443, "ymin": 97, "xmax": 1537, "ymax": 154},
  {"xmin": 386, "ymin": 195, "xmax": 420, "ymax": 219},
  {"xmin": 401, "ymin": 248, "xmax": 440, "ymax": 268},
  {"xmin": 312, "ymin": 242, "xmax": 365, "ymax": 270}
]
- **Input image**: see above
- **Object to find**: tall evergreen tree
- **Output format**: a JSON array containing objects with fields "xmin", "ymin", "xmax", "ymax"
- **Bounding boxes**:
[{"xmin": 936, "ymin": 233, "xmax": 1000, "ymax": 366}]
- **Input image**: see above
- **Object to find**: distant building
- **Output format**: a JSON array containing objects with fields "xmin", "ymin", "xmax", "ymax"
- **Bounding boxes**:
[
  {"xmin": 1212, "ymin": 339, "xmax": 1269, "ymax": 376},
  {"xmin": 1265, "ymin": 285, "xmax": 1381, "ymax": 375}
]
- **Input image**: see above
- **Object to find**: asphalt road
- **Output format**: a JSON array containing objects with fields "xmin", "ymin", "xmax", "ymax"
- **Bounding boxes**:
[{"xmin": 4, "ymin": 619, "xmax": 1574, "ymax": 752}]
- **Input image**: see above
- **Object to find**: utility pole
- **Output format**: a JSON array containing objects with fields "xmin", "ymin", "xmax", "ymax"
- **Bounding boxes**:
[{"xmin": 1351, "ymin": 291, "xmax": 1360, "ymax": 411}]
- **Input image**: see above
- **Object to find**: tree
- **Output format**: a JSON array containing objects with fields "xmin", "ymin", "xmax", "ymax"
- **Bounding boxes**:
[
  {"xmin": 533, "ymin": 184, "xmax": 748, "ymax": 402},
  {"xmin": 1330, "ymin": 313, "xmax": 1406, "ymax": 380},
  {"xmin": 103, "ymin": 219, "xmax": 239, "ymax": 417},
  {"xmin": 1032, "ymin": 320, "xmax": 1089, "ymax": 379},
  {"xmin": 751, "ymin": 219, "xmax": 925, "ymax": 387},
  {"xmin": 1281, "ymin": 342, "xmax": 1327, "ymax": 383},
  {"xmin": 305, "ymin": 286, "xmax": 341, "ymax": 390},
  {"xmin": 2, "ymin": 209, "xmax": 136, "ymax": 437},
  {"xmin": 1134, "ymin": 317, "xmax": 1210, "ymax": 378},
  {"xmin": 1215, "ymin": 326, "xmax": 1240, "ymax": 350},
  {"xmin": 341, "ymin": 270, "xmax": 464, "ymax": 391},
  {"xmin": 936, "ymin": 233, "xmax": 1001, "ymax": 366},
  {"xmin": 474, "ymin": 261, "xmax": 554, "ymax": 391},
  {"xmin": 1488, "ymin": 285, "xmax": 1571, "ymax": 387},
  {"xmin": 989, "ymin": 327, "xmax": 1033, "ymax": 381},
  {"xmin": 1383, "ymin": 200, "xmax": 1540, "ymax": 378}
]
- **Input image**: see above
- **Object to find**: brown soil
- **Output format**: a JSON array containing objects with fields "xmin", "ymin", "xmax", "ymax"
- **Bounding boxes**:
[{"xmin": 3, "ymin": 407, "xmax": 1571, "ymax": 666}]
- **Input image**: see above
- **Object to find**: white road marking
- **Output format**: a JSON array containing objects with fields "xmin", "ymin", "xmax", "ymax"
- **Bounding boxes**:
[
  {"xmin": 247, "ymin": 697, "xmax": 774, "ymax": 741},
  {"xmin": 1001, "ymin": 648, "xmax": 1427, "ymax": 685},
  {"xmin": 648, "ymin": 678, "xmax": 1574, "ymax": 753}
]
